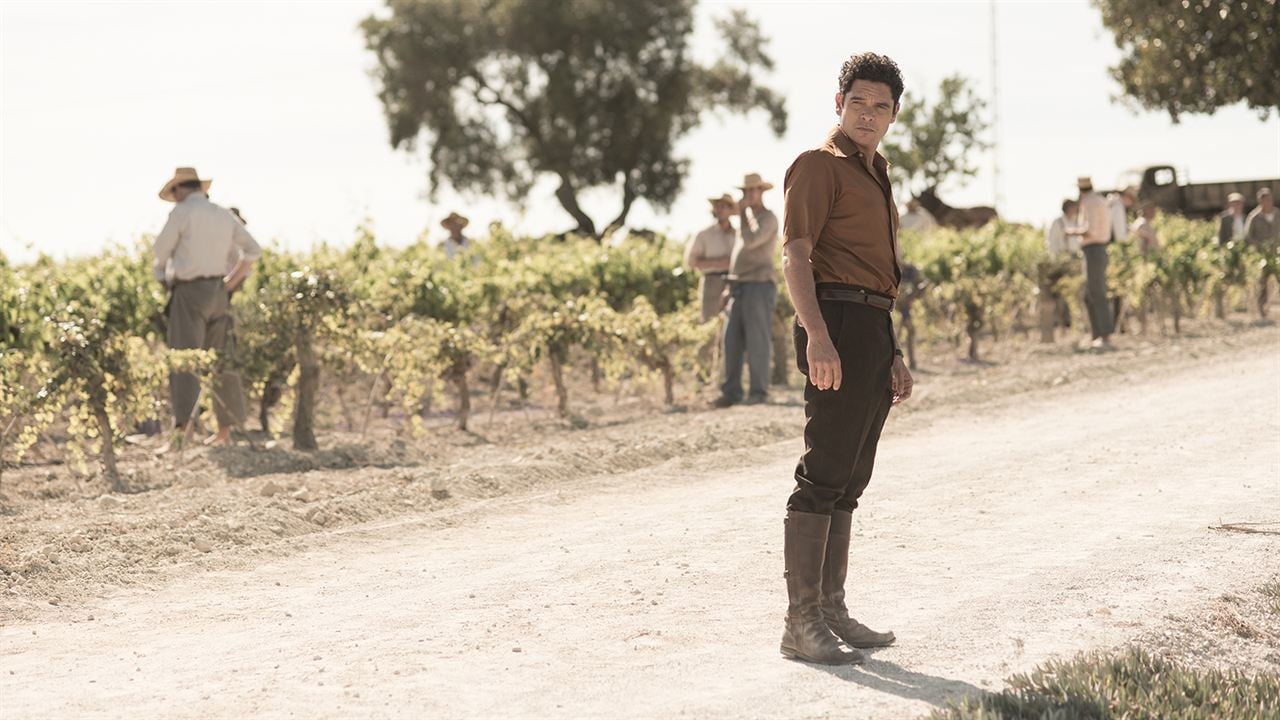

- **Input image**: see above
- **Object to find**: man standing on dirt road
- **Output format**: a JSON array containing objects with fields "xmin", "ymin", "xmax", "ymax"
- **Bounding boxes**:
[
  {"xmin": 1077, "ymin": 177, "xmax": 1114, "ymax": 350},
  {"xmin": 153, "ymin": 167, "xmax": 261, "ymax": 449},
  {"xmin": 778, "ymin": 52, "xmax": 911, "ymax": 665}
]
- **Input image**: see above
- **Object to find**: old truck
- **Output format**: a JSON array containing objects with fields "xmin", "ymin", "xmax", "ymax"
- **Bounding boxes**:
[{"xmin": 1112, "ymin": 165, "xmax": 1278, "ymax": 219}]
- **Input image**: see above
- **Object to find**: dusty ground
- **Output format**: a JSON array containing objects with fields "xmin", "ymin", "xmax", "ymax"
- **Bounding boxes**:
[{"xmin": 0, "ymin": 320, "xmax": 1277, "ymax": 718}]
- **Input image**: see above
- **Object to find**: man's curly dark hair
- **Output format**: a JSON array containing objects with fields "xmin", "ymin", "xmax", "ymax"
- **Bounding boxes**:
[{"xmin": 838, "ymin": 52, "xmax": 904, "ymax": 104}]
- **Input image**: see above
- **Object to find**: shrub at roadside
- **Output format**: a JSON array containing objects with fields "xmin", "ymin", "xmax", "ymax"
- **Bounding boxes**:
[{"xmin": 929, "ymin": 647, "xmax": 1280, "ymax": 719}]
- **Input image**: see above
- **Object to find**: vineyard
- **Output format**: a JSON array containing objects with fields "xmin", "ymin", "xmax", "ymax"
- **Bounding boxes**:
[{"xmin": 1, "ymin": 218, "xmax": 1276, "ymax": 489}]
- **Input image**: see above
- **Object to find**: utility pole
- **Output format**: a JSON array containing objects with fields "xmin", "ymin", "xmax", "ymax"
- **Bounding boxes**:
[{"xmin": 990, "ymin": 0, "xmax": 1001, "ymax": 212}]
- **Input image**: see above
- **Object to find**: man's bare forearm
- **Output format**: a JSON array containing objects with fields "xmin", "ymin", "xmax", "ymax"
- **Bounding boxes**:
[
  {"xmin": 692, "ymin": 257, "xmax": 731, "ymax": 272},
  {"xmin": 783, "ymin": 239, "xmax": 827, "ymax": 341}
]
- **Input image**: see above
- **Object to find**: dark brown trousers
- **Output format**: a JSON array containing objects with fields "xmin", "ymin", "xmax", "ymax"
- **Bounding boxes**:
[{"xmin": 788, "ymin": 298, "xmax": 894, "ymax": 515}]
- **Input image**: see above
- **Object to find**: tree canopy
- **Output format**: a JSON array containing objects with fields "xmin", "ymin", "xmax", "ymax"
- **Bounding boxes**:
[
  {"xmin": 881, "ymin": 74, "xmax": 989, "ymax": 199},
  {"xmin": 361, "ymin": 0, "xmax": 787, "ymax": 239},
  {"xmin": 1094, "ymin": 0, "xmax": 1279, "ymax": 121}
]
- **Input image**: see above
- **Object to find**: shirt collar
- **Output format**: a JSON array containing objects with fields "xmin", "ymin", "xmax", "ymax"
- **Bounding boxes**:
[{"xmin": 823, "ymin": 125, "xmax": 890, "ymax": 171}]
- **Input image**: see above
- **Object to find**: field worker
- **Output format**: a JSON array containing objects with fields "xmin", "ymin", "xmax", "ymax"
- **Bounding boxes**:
[
  {"xmin": 1218, "ymin": 192, "xmax": 1246, "ymax": 245},
  {"xmin": 1131, "ymin": 202, "xmax": 1160, "ymax": 256},
  {"xmin": 898, "ymin": 198, "xmax": 938, "ymax": 233},
  {"xmin": 1244, "ymin": 188, "xmax": 1278, "ymax": 316},
  {"xmin": 1045, "ymin": 199, "xmax": 1084, "ymax": 259},
  {"xmin": 777, "ymin": 52, "xmax": 911, "ymax": 665},
  {"xmin": 684, "ymin": 194, "xmax": 737, "ymax": 322},
  {"xmin": 152, "ymin": 167, "xmax": 261, "ymax": 449},
  {"xmin": 441, "ymin": 211, "xmax": 470, "ymax": 259},
  {"xmin": 712, "ymin": 173, "xmax": 779, "ymax": 408},
  {"xmin": 1243, "ymin": 187, "xmax": 1278, "ymax": 250},
  {"xmin": 1078, "ymin": 176, "xmax": 1114, "ymax": 349},
  {"xmin": 1107, "ymin": 186, "xmax": 1136, "ymax": 243}
]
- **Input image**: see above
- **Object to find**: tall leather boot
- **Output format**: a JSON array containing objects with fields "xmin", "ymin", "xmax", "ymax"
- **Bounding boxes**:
[
  {"xmin": 781, "ymin": 510, "xmax": 862, "ymax": 664},
  {"xmin": 821, "ymin": 510, "xmax": 896, "ymax": 648}
]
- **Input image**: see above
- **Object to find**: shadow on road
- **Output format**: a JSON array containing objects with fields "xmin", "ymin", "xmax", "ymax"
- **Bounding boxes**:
[{"xmin": 804, "ymin": 653, "xmax": 987, "ymax": 708}]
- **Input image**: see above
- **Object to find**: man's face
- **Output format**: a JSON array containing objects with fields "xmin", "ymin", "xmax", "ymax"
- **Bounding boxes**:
[
  {"xmin": 713, "ymin": 201, "xmax": 733, "ymax": 222},
  {"xmin": 1262, "ymin": 194, "xmax": 1275, "ymax": 212},
  {"xmin": 172, "ymin": 185, "xmax": 193, "ymax": 202},
  {"xmin": 1229, "ymin": 200, "xmax": 1244, "ymax": 214},
  {"xmin": 835, "ymin": 79, "xmax": 898, "ymax": 150},
  {"xmin": 742, "ymin": 187, "xmax": 763, "ymax": 207},
  {"xmin": 1065, "ymin": 205, "xmax": 1079, "ymax": 219}
]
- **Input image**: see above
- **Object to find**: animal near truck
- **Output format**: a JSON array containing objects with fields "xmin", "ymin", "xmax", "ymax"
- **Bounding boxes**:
[{"xmin": 1114, "ymin": 165, "xmax": 1279, "ymax": 218}]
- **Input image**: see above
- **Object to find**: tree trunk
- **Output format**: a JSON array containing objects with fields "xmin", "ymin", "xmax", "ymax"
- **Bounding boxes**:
[
  {"xmin": 601, "ymin": 175, "xmax": 637, "ymax": 238},
  {"xmin": 548, "ymin": 350, "xmax": 570, "ymax": 418},
  {"xmin": 293, "ymin": 326, "xmax": 320, "ymax": 451},
  {"xmin": 453, "ymin": 363, "xmax": 471, "ymax": 432},
  {"xmin": 902, "ymin": 313, "xmax": 918, "ymax": 370},
  {"xmin": 555, "ymin": 178, "xmax": 597, "ymax": 239},
  {"xmin": 771, "ymin": 313, "xmax": 789, "ymax": 386},
  {"xmin": 1037, "ymin": 264, "xmax": 1056, "ymax": 343},
  {"xmin": 1213, "ymin": 287, "xmax": 1227, "ymax": 320},
  {"xmin": 91, "ymin": 398, "xmax": 122, "ymax": 492},
  {"xmin": 966, "ymin": 307, "xmax": 982, "ymax": 362},
  {"xmin": 661, "ymin": 364, "xmax": 675, "ymax": 406},
  {"xmin": 259, "ymin": 382, "xmax": 273, "ymax": 434}
]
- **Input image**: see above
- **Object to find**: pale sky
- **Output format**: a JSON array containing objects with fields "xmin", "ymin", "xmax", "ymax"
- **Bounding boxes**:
[{"xmin": 2, "ymin": 0, "xmax": 1277, "ymax": 265}]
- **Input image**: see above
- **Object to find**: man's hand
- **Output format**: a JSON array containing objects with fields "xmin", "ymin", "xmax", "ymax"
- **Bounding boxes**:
[
  {"xmin": 806, "ymin": 331, "xmax": 841, "ymax": 391},
  {"xmin": 719, "ymin": 287, "xmax": 731, "ymax": 312},
  {"xmin": 890, "ymin": 354, "xmax": 913, "ymax": 405},
  {"xmin": 738, "ymin": 197, "xmax": 750, "ymax": 213}
]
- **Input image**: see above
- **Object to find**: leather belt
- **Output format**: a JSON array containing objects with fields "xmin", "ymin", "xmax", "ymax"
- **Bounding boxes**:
[
  {"xmin": 173, "ymin": 275, "xmax": 224, "ymax": 285},
  {"xmin": 816, "ymin": 287, "xmax": 895, "ymax": 312}
]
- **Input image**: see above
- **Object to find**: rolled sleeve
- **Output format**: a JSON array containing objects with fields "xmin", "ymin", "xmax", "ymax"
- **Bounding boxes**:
[
  {"xmin": 783, "ymin": 151, "xmax": 835, "ymax": 248},
  {"xmin": 152, "ymin": 206, "xmax": 186, "ymax": 282},
  {"xmin": 684, "ymin": 233, "xmax": 704, "ymax": 268},
  {"xmin": 232, "ymin": 218, "xmax": 262, "ymax": 262}
]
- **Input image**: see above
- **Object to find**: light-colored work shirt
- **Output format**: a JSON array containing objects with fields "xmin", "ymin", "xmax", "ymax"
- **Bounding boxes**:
[
  {"xmin": 153, "ymin": 192, "xmax": 261, "ymax": 283},
  {"xmin": 1045, "ymin": 215, "xmax": 1083, "ymax": 258},
  {"xmin": 443, "ymin": 236, "xmax": 469, "ymax": 260},
  {"xmin": 1107, "ymin": 194, "xmax": 1129, "ymax": 242},
  {"xmin": 1079, "ymin": 192, "xmax": 1111, "ymax": 246},
  {"xmin": 685, "ymin": 222, "xmax": 736, "ymax": 321},
  {"xmin": 729, "ymin": 207, "xmax": 778, "ymax": 283}
]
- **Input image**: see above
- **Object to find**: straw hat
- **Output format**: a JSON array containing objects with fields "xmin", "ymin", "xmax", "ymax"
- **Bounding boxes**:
[
  {"xmin": 737, "ymin": 173, "xmax": 774, "ymax": 191},
  {"xmin": 1076, "ymin": 176, "xmax": 1093, "ymax": 190},
  {"xmin": 441, "ymin": 211, "xmax": 470, "ymax": 230},
  {"xmin": 707, "ymin": 193, "xmax": 735, "ymax": 207},
  {"xmin": 1227, "ymin": 192, "xmax": 1245, "ymax": 204},
  {"xmin": 159, "ymin": 167, "xmax": 212, "ymax": 202}
]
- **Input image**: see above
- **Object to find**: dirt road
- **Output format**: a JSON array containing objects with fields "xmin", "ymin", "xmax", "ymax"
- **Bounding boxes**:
[{"xmin": 3, "ymin": 349, "xmax": 1278, "ymax": 719}]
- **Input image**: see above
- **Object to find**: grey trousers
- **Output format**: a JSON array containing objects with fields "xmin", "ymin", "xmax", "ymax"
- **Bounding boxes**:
[
  {"xmin": 167, "ymin": 279, "xmax": 247, "ymax": 428},
  {"xmin": 1082, "ymin": 244, "xmax": 1113, "ymax": 339},
  {"xmin": 721, "ymin": 281, "xmax": 776, "ymax": 401}
]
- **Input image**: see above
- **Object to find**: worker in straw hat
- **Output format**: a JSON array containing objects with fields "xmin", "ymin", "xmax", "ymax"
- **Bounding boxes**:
[
  {"xmin": 1218, "ymin": 192, "xmax": 1247, "ymax": 245},
  {"xmin": 440, "ymin": 211, "xmax": 471, "ymax": 260},
  {"xmin": 1076, "ymin": 175, "xmax": 1114, "ymax": 349},
  {"xmin": 711, "ymin": 172, "xmax": 779, "ymax": 408},
  {"xmin": 152, "ymin": 166, "xmax": 262, "ymax": 448},
  {"xmin": 684, "ymin": 193, "xmax": 737, "ymax": 322}
]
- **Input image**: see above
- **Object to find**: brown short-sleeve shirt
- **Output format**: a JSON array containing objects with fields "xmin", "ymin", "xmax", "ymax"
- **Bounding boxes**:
[{"xmin": 782, "ymin": 126, "xmax": 902, "ymax": 297}]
